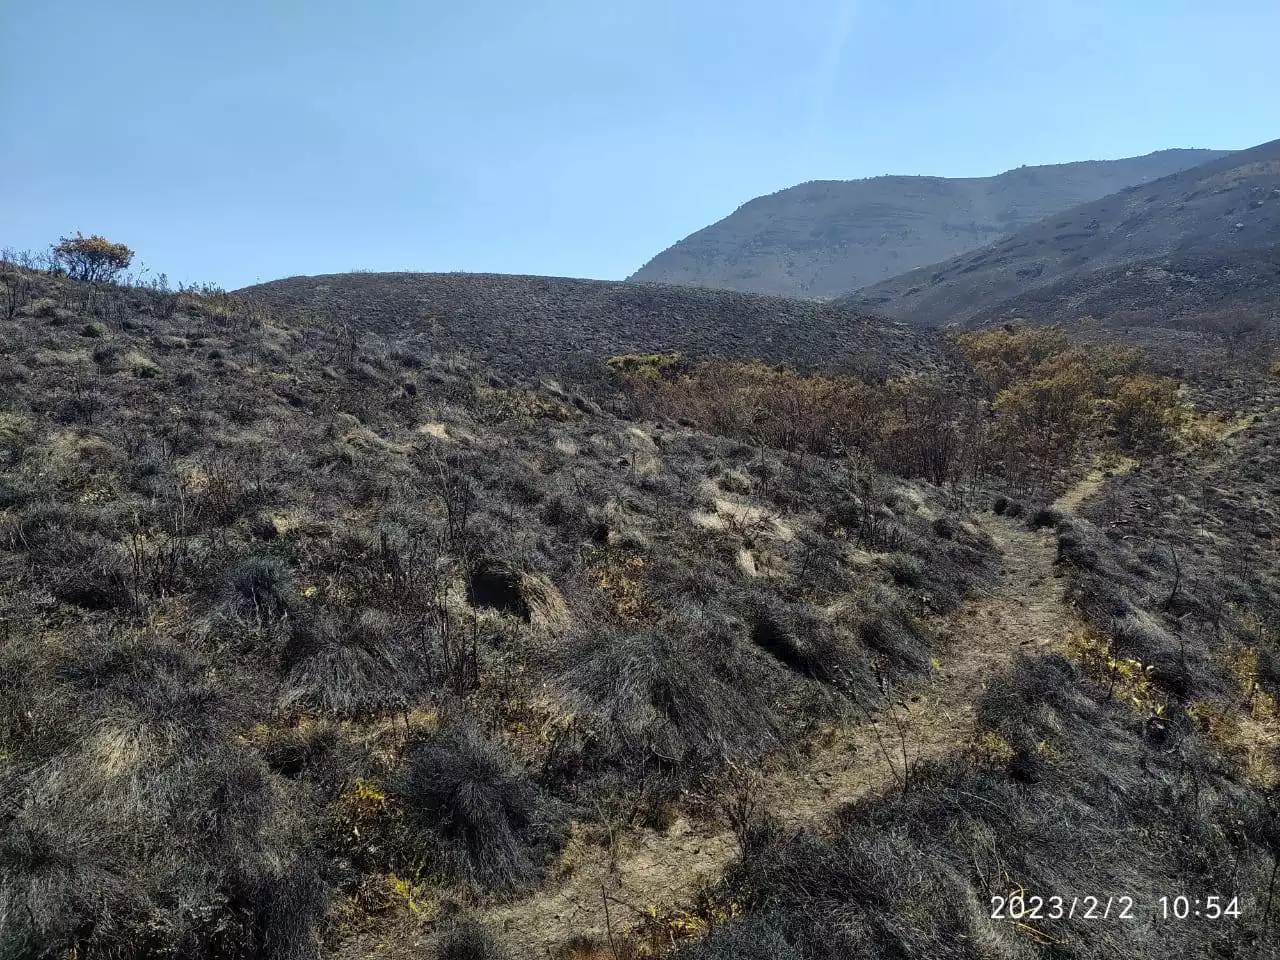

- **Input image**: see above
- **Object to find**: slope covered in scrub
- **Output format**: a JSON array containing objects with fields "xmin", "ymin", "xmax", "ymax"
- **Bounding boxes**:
[
  {"xmin": 0, "ymin": 263, "xmax": 993, "ymax": 959},
  {"xmin": 629, "ymin": 149, "xmax": 1226, "ymax": 299},
  {"xmin": 237, "ymin": 270, "xmax": 939, "ymax": 385},
  {"xmin": 3, "ymin": 256, "xmax": 1276, "ymax": 960}
]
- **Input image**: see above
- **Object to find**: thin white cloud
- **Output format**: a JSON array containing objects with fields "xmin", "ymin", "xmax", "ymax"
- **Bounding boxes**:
[{"xmin": 807, "ymin": 0, "xmax": 860, "ymax": 151}]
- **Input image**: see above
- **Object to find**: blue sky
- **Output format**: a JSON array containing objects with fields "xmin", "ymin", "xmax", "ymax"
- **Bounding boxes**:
[{"xmin": 2, "ymin": 0, "xmax": 1276, "ymax": 289}]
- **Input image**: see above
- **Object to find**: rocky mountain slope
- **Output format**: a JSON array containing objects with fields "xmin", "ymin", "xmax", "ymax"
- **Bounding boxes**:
[
  {"xmin": 239, "ymin": 271, "xmax": 938, "ymax": 382},
  {"xmin": 629, "ymin": 149, "xmax": 1226, "ymax": 298},
  {"xmin": 848, "ymin": 138, "xmax": 1280, "ymax": 327}
]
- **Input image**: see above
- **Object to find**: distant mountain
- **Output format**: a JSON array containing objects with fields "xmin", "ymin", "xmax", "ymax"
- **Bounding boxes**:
[
  {"xmin": 629, "ymin": 149, "xmax": 1228, "ymax": 298},
  {"xmin": 847, "ymin": 139, "xmax": 1280, "ymax": 327},
  {"xmin": 239, "ymin": 272, "xmax": 938, "ymax": 383}
]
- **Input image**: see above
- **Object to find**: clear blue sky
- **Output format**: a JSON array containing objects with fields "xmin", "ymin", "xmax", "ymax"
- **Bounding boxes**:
[{"xmin": 2, "ymin": 0, "xmax": 1276, "ymax": 289}]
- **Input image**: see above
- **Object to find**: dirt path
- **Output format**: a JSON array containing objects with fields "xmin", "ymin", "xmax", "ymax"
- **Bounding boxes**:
[
  {"xmin": 1054, "ymin": 455, "xmax": 1137, "ymax": 514},
  {"xmin": 481, "ymin": 479, "xmax": 1107, "ymax": 956}
]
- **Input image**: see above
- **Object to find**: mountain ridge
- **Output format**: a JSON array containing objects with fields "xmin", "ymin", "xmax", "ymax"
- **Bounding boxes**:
[
  {"xmin": 845, "ymin": 138, "xmax": 1280, "ymax": 326},
  {"xmin": 628, "ymin": 148, "xmax": 1230, "ymax": 298}
]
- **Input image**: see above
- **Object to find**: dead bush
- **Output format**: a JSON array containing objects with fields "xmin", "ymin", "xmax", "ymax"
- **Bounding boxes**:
[
  {"xmin": 399, "ymin": 724, "xmax": 559, "ymax": 893},
  {"xmin": 560, "ymin": 612, "xmax": 785, "ymax": 782}
]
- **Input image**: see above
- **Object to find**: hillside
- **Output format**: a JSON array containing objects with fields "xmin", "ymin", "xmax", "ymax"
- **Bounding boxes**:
[
  {"xmin": 0, "ymin": 261, "xmax": 1002, "ymax": 958},
  {"xmin": 239, "ymin": 271, "xmax": 936, "ymax": 382},
  {"xmin": 848, "ymin": 138, "xmax": 1280, "ymax": 327},
  {"xmin": 4, "ymin": 257, "xmax": 1280, "ymax": 960},
  {"xmin": 628, "ymin": 149, "xmax": 1227, "ymax": 298},
  {"xmin": 966, "ymin": 245, "xmax": 1280, "ymax": 325}
]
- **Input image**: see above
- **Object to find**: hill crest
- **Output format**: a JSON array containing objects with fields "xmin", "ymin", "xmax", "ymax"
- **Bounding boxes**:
[{"xmin": 239, "ymin": 270, "xmax": 939, "ymax": 383}]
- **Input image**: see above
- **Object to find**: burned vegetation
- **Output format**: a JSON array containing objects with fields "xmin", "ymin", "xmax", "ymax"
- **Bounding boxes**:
[
  {"xmin": 0, "ymin": 261, "xmax": 996, "ymax": 959},
  {"xmin": 674, "ymin": 379, "xmax": 1280, "ymax": 960},
  {"xmin": 1, "ymin": 257, "xmax": 1277, "ymax": 960}
]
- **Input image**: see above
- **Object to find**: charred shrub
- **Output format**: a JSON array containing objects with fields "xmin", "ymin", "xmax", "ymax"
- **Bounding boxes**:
[
  {"xmin": 260, "ymin": 723, "xmax": 341, "ymax": 780},
  {"xmin": 249, "ymin": 512, "xmax": 281, "ymax": 541},
  {"xmin": 434, "ymin": 917, "xmax": 511, "ymax": 960},
  {"xmin": 930, "ymin": 514, "xmax": 958, "ymax": 539},
  {"xmin": 1028, "ymin": 505, "xmax": 1064, "ymax": 530},
  {"xmin": 279, "ymin": 607, "xmax": 435, "ymax": 717},
  {"xmin": 57, "ymin": 634, "xmax": 251, "ymax": 745},
  {"xmin": 749, "ymin": 602, "xmax": 875, "ymax": 697},
  {"xmin": 466, "ymin": 558, "xmax": 530, "ymax": 620},
  {"xmin": 885, "ymin": 552, "xmax": 924, "ymax": 587},
  {"xmin": 848, "ymin": 588, "xmax": 932, "ymax": 673},
  {"xmin": 399, "ymin": 724, "xmax": 559, "ymax": 893},
  {"xmin": 751, "ymin": 607, "xmax": 821, "ymax": 676},
  {"xmin": 223, "ymin": 555, "xmax": 296, "ymax": 623},
  {"xmin": 252, "ymin": 859, "xmax": 328, "ymax": 960},
  {"xmin": 678, "ymin": 914, "xmax": 807, "ymax": 960},
  {"xmin": 49, "ymin": 534, "xmax": 133, "ymax": 610},
  {"xmin": 562, "ymin": 613, "xmax": 785, "ymax": 781}
]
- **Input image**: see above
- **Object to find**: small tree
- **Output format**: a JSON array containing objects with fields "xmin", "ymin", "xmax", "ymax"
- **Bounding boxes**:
[
  {"xmin": 52, "ymin": 233, "xmax": 134, "ymax": 283},
  {"xmin": 1110, "ymin": 374, "xmax": 1184, "ymax": 452},
  {"xmin": 991, "ymin": 364, "xmax": 1095, "ymax": 493},
  {"xmin": 953, "ymin": 325, "xmax": 1071, "ymax": 396}
]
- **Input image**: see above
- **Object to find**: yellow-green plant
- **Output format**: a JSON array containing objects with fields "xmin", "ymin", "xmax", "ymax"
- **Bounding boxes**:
[{"xmin": 52, "ymin": 232, "xmax": 134, "ymax": 283}]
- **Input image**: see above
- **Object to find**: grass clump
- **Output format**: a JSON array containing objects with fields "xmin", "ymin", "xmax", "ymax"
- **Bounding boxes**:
[
  {"xmin": 434, "ymin": 917, "xmax": 512, "ymax": 960},
  {"xmin": 559, "ymin": 614, "xmax": 785, "ymax": 784},
  {"xmin": 399, "ymin": 724, "xmax": 560, "ymax": 894}
]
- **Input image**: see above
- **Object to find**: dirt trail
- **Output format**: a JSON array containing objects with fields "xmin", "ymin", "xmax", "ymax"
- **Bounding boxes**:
[
  {"xmin": 1054, "ymin": 455, "xmax": 1137, "ymax": 514},
  {"xmin": 482, "ymin": 477, "xmax": 1108, "ymax": 956}
]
